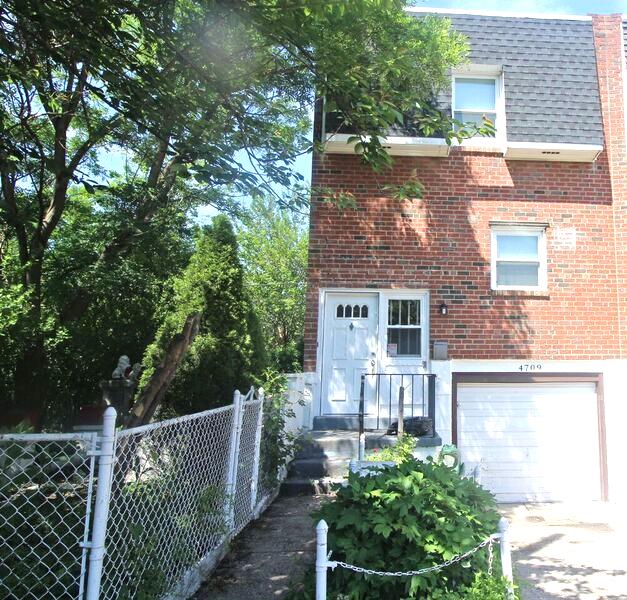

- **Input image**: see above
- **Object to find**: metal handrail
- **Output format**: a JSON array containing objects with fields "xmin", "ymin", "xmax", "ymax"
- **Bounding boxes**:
[{"xmin": 358, "ymin": 373, "xmax": 436, "ymax": 459}]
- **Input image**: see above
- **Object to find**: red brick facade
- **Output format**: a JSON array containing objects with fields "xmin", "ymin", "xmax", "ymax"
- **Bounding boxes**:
[{"xmin": 304, "ymin": 14, "xmax": 627, "ymax": 372}]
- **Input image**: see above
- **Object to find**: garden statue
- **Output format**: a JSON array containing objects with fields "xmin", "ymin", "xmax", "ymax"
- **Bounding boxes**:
[
  {"xmin": 129, "ymin": 362, "xmax": 142, "ymax": 383},
  {"xmin": 112, "ymin": 355, "xmax": 131, "ymax": 379}
]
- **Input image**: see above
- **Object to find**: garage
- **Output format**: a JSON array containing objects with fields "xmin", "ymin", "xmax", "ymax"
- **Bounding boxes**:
[{"xmin": 453, "ymin": 374, "xmax": 607, "ymax": 503}]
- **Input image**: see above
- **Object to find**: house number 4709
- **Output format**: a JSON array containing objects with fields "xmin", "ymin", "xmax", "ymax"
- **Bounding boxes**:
[{"xmin": 518, "ymin": 364, "xmax": 542, "ymax": 372}]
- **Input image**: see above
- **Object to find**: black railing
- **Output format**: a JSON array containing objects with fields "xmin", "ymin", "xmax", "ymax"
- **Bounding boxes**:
[{"xmin": 358, "ymin": 373, "xmax": 436, "ymax": 438}]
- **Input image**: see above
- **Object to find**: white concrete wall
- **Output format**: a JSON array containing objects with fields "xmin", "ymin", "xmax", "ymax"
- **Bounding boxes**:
[
  {"xmin": 433, "ymin": 358, "xmax": 627, "ymax": 503},
  {"xmin": 284, "ymin": 373, "xmax": 314, "ymax": 433},
  {"xmin": 431, "ymin": 360, "xmax": 453, "ymax": 446}
]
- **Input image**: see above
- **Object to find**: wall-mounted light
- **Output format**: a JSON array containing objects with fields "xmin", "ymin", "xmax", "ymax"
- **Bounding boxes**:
[{"xmin": 439, "ymin": 302, "xmax": 448, "ymax": 316}]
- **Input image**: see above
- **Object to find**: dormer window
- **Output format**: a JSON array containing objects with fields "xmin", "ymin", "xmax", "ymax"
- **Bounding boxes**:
[{"xmin": 452, "ymin": 70, "xmax": 504, "ymax": 138}]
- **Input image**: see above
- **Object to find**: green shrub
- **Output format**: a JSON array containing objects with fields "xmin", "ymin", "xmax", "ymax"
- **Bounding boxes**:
[
  {"xmin": 314, "ymin": 458, "xmax": 501, "ymax": 599},
  {"xmin": 258, "ymin": 369, "xmax": 297, "ymax": 493},
  {"xmin": 456, "ymin": 572, "xmax": 520, "ymax": 599},
  {"xmin": 365, "ymin": 433, "xmax": 416, "ymax": 464}
]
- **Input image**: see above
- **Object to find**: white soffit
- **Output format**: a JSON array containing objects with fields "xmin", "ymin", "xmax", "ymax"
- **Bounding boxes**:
[
  {"xmin": 323, "ymin": 134, "xmax": 603, "ymax": 163},
  {"xmin": 504, "ymin": 142, "xmax": 603, "ymax": 163},
  {"xmin": 323, "ymin": 133, "xmax": 450, "ymax": 157}
]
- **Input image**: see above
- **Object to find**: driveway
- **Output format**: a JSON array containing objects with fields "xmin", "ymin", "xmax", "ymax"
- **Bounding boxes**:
[{"xmin": 501, "ymin": 503, "xmax": 627, "ymax": 600}]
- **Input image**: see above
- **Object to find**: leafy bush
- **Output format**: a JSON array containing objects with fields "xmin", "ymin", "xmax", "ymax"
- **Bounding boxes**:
[
  {"xmin": 258, "ymin": 369, "xmax": 298, "ymax": 493},
  {"xmin": 456, "ymin": 572, "xmax": 520, "ymax": 599},
  {"xmin": 314, "ymin": 458, "xmax": 502, "ymax": 599},
  {"xmin": 365, "ymin": 433, "xmax": 416, "ymax": 464}
]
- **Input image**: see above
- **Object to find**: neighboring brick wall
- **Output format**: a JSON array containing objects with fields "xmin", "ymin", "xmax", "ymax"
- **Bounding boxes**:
[
  {"xmin": 304, "ymin": 14, "xmax": 627, "ymax": 373},
  {"xmin": 593, "ymin": 14, "xmax": 627, "ymax": 360}
]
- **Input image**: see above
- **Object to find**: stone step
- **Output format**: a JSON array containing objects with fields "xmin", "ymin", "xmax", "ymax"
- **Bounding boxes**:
[
  {"xmin": 280, "ymin": 477, "xmax": 342, "ymax": 496},
  {"xmin": 295, "ymin": 431, "xmax": 398, "ymax": 460},
  {"xmin": 288, "ymin": 456, "xmax": 350, "ymax": 479}
]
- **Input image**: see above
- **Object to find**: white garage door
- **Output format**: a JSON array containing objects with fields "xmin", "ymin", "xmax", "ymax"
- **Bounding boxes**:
[{"xmin": 458, "ymin": 382, "xmax": 601, "ymax": 503}]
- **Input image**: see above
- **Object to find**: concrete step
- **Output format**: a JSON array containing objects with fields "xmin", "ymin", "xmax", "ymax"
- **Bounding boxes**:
[
  {"xmin": 280, "ymin": 477, "xmax": 342, "ymax": 496},
  {"xmin": 288, "ymin": 456, "xmax": 349, "ymax": 479},
  {"xmin": 295, "ymin": 430, "xmax": 398, "ymax": 460}
]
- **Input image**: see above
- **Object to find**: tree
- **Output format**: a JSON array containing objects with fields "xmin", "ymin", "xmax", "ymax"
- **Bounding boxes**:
[
  {"xmin": 239, "ymin": 197, "xmax": 308, "ymax": 371},
  {"xmin": 131, "ymin": 216, "xmax": 266, "ymax": 424},
  {"xmin": 1, "ymin": 0, "xmax": 479, "ymax": 423}
]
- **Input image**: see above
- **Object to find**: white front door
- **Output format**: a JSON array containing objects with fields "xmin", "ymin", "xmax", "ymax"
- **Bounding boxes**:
[{"xmin": 321, "ymin": 293, "xmax": 378, "ymax": 415}]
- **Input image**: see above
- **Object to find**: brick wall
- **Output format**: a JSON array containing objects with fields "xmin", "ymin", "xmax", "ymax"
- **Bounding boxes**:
[
  {"xmin": 303, "ymin": 15, "xmax": 627, "ymax": 371},
  {"xmin": 593, "ymin": 14, "xmax": 627, "ymax": 360}
]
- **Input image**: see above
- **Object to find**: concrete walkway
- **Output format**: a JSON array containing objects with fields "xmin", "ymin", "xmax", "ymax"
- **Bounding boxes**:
[
  {"xmin": 502, "ymin": 503, "xmax": 627, "ymax": 600},
  {"xmin": 196, "ymin": 496, "xmax": 627, "ymax": 600},
  {"xmin": 194, "ymin": 495, "xmax": 324, "ymax": 600}
]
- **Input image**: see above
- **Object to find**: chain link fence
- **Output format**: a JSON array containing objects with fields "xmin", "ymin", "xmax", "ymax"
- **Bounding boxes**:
[
  {"xmin": 0, "ymin": 433, "xmax": 98, "ymax": 600},
  {"xmin": 1, "ymin": 388, "xmax": 280, "ymax": 600}
]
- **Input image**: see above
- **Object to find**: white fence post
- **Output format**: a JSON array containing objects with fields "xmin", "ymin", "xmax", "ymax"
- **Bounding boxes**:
[
  {"xmin": 250, "ymin": 388, "xmax": 265, "ymax": 515},
  {"xmin": 226, "ymin": 390, "xmax": 244, "ymax": 532},
  {"xmin": 85, "ymin": 407, "xmax": 117, "ymax": 600},
  {"xmin": 499, "ymin": 517, "xmax": 514, "ymax": 598},
  {"xmin": 316, "ymin": 520, "xmax": 329, "ymax": 600}
]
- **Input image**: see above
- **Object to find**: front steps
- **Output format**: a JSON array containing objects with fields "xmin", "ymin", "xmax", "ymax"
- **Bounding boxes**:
[{"xmin": 281, "ymin": 429, "xmax": 398, "ymax": 496}]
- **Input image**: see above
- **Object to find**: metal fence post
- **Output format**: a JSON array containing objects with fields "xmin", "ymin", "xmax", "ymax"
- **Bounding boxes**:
[
  {"xmin": 397, "ymin": 385, "xmax": 405, "ymax": 437},
  {"xmin": 85, "ymin": 407, "xmax": 117, "ymax": 600},
  {"xmin": 499, "ymin": 517, "xmax": 514, "ymax": 598},
  {"xmin": 316, "ymin": 520, "xmax": 329, "ymax": 600},
  {"xmin": 358, "ymin": 375, "xmax": 365, "ymax": 461},
  {"xmin": 427, "ymin": 375, "xmax": 436, "ymax": 437},
  {"xmin": 250, "ymin": 388, "xmax": 265, "ymax": 514},
  {"xmin": 226, "ymin": 390, "xmax": 244, "ymax": 532}
]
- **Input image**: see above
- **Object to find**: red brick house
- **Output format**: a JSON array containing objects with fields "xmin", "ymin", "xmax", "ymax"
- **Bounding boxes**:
[{"xmin": 301, "ymin": 9, "xmax": 627, "ymax": 502}]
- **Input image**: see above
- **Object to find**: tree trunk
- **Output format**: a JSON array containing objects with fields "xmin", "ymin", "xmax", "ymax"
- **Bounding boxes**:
[
  {"xmin": 11, "ymin": 258, "xmax": 46, "ymax": 428},
  {"xmin": 126, "ymin": 312, "xmax": 201, "ymax": 427}
]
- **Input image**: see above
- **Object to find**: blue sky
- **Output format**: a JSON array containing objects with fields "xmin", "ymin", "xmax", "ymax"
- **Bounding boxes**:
[{"xmin": 416, "ymin": 0, "xmax": 627, "ymax": 13}]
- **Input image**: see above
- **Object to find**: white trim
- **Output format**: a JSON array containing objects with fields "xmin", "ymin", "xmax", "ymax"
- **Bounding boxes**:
[
  {"xmin": 405, "ymin": 7, "xmax": 592, "ymax": 21},
  {"xmin": 490, "ymin": 225, "xmax": 548, "ymax": 292},
  {"xmin": 323, "ymin": 133, "xmax": 450, "ymax": 157},
  {"xmin": 316, "ymin": 288, "xmax": 430, "ymax": 417},
  {"xmin": 452, "ymin": 64, "xmax": 503, "ymax": 77},
  {"xmin": 324, "ymin": 135, "xmax": 602, "ymax": 163},
  {"xmin": 381, "ymin": 290, "xmax": 430, "ymax": 366},
  {"xmin": 452, "ymin": 71, "xmax": 506, "ymax": 145},
  {"xmin": 505, "ymin": 141, "xmax": 603, "ymax": 162}
]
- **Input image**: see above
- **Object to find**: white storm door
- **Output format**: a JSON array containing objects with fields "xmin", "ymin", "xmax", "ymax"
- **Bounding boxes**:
[{"xmin": 321, "ymin": 293, "xmax": 378, "ymax": 415}]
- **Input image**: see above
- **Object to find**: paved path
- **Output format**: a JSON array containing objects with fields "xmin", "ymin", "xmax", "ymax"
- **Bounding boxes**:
[
  {"xmin": 197, "ymin": 496, "xmax": 627, "ymax": 600},
  {"xmin": 194, "ymin": 495, "xmax": 324, "ymax": 600},
  {"xmin": 501, "ymin": 503, "xmax": 627, "ymax": 600}
]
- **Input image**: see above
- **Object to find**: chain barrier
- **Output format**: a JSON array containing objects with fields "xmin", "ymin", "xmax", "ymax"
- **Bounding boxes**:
[{"xmin": 328, "ymin": 534, "xmax": 499, "ymax": 578}]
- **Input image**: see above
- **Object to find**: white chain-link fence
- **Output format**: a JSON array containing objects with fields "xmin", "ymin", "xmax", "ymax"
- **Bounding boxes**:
[
  {"xmin": 1, "ymin": 387, "xmax": 280, "ymax": 600},
  {"xmin": 0, "ymin": 432, "xmax": 99, "ymax": 600}
]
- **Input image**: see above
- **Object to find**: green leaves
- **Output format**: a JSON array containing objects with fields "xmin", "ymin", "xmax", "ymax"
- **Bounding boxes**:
[{"xmin": 313, "ymin": 458, "xmax": 501, "ymax": 598}]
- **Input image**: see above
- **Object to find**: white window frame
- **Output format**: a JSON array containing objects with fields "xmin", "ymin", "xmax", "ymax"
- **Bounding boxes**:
[
  {"xmin": 382, "ymin": 293, "xmax": 428, "ymax": 362},
  {"xmin": 452, "ymin": 67, "xmax": 506, "ymax": 144},
  {"xmin": 490, "ymin": 225, "xmax": 548, "ymax": 292}
]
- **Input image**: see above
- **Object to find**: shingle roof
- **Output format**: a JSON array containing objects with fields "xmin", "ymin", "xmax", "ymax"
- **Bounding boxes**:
[
  {"xmin": 436, "ymin": 13, "xmax": 603, "ymax": 145},
  {"xmin": 324, "ymin": 12, "xmax": 604, "ymax": 146}
]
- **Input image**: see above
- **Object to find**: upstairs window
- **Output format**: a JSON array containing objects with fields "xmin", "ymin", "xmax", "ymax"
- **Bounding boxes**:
[
  {"xmin": 491, "ymin": 226, "xmax": 547, "ymax": 291},
  {"xmin": 453, "ymin": 75, "xmax": 501, "ymax": 135}
]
